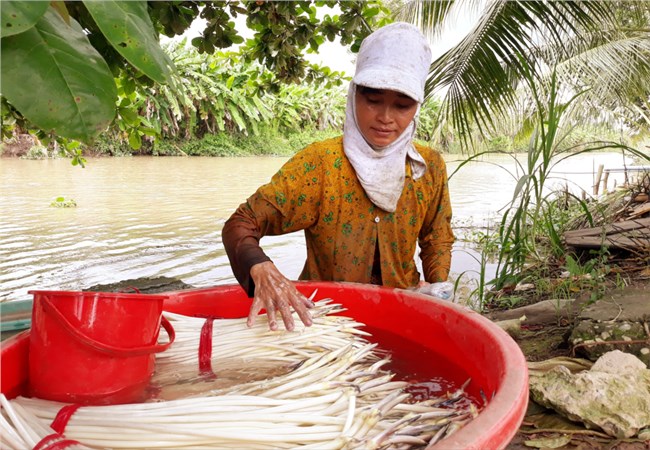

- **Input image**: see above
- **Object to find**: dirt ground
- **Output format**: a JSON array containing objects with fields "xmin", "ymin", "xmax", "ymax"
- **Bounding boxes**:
[
  {"xmin": 502, "ymin": 275, "xmax": 649, "ymax": 360},
  {"xmin": 497, "ymin": 276, "xmax": 650, "ymax": 450}
]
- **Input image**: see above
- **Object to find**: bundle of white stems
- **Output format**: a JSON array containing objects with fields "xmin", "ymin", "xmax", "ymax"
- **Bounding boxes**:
[{"xmin": 1, "ymin": 298, "xmax": 479, "ymax": 450}]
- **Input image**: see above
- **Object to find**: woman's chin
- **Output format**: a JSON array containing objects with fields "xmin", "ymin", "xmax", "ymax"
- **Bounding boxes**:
[{"xmin": 368, "ymin": 136, "xmax": 396, "ymax": 148}]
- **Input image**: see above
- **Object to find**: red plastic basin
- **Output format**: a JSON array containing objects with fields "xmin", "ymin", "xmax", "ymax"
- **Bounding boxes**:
[{"xmin": 1, "ymin": 281, "xmax": 528, "ymax": 449}]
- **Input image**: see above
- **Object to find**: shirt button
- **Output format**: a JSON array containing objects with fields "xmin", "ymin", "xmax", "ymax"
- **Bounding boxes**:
[{"xmin": 374, "ymin": 216, "xmax": 380, "ymax": 223}]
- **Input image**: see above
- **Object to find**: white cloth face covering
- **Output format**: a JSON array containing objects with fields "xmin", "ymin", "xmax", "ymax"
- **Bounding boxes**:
[
  {"xmin": 343, "ymin": 84, "xmax": 426, "ymax": 213},
  {"xmin": 343, "ymin": 23, "xmax": 432, "ymax": 212}
]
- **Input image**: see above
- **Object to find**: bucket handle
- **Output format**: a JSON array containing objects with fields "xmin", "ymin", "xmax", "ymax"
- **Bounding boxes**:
[{"xmin": 40, "ymin": 295, "xmax": 175, "ymax": 357}]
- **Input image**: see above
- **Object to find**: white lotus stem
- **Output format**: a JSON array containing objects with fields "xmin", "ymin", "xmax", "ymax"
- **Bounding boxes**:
[
  {"xmin": 369, "ymin": 413, "xmax": 421, "ymax": 444},
  {"xmin": 341, "ymin": 389, "xmax": 356, "ymax": 435},
  {"xmin": 0, "ymin": 394, "xmax": 38, "ymax": 448},
  {"xmin": 363, "ymin": 380, "xmax": 409, "ymax": 396},
  {"xmin": 0, "ymin": 412, "xmax": 27, "ymax": 450},
  {"xmin": 425, "ymin": 422, "xmax": 451, "ymax": 449}
]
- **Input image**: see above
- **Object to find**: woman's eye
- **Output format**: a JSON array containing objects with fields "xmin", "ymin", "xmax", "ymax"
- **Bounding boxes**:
[{"xmin": 397, "ymin": 103, "xmax": 415, "ymax": 110}]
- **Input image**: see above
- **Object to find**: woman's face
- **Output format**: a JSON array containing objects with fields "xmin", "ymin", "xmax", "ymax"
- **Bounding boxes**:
[{"xmin": 355, "ymin": 87, "xmax": 418, "ymax": 148}]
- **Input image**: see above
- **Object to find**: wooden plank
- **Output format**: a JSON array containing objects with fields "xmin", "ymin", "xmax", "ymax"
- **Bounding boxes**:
[
  {"xmin": 563, "ymin": 217, "xmax": 650, "ymax": 249},
  {"xmin": 564, "ymin": 234, "xmax": 650, "ymax": 249},
  {"xmin": 563, "ymin": 217, "xmax": 650, "ymax": 239},
  {"xmin": 629, "ymin": 203, "xmax": 650, "ymax": 219}
]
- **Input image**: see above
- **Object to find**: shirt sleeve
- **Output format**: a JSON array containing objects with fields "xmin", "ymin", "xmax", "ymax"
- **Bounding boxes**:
[
  {"xmin": 222, "ymin": 146, "xmax": 323, "ymax": 296},
  {"xmin": 418, "ymin": 152, "xmax": 455, "ymax": 283},
  {"xmin": 222, "ymin": 201, "xmax": 273, "ymax": 297}
]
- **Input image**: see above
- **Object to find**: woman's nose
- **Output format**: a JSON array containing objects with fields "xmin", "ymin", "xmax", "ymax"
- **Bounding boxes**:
[{"xmin": 377, "ymin": 105, "xmax": 392, "ymax": 123}]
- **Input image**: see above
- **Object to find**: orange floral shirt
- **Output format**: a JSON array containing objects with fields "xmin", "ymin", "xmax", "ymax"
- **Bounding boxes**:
[{"xmin": 223, "ymin": 137, "xmax": 454, "ymax": 295}]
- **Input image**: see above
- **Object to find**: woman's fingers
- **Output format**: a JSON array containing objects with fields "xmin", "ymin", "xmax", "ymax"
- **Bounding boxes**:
[
  {"xmin": 291, "ymin": 295, "xmax": 314, "ymax": 328},
  {"xmin": 265, "ymin": 299, "xmax": 279, "ymax": 331},
  {"xmin": 249, "ymin": 262, "xmax": 313, "ymax": 331},
  {"xmin": 247, "ymin": 297, "xmax": 264, "ymax": 328},
  {"xmin": 277, "ymin": 298, "xmax": 295, "ymax": 331}
]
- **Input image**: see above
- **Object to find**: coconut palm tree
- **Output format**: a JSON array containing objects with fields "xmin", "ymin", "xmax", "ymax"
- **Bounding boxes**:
[{"xmin": 398, "ymin": 0, "xmax": 650, "ymax": 146}]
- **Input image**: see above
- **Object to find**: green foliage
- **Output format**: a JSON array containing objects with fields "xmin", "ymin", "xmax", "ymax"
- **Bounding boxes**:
[
  {"xmin": 150, "ymin": 140, "xmax": 184, "ymax": 157},
  {"xmin": 91, "ymin": 135, "xmax": 134, "ymax": 157},
  {"xmin": 563, "ymin": 254, "xmax": 601, "ymax": 279},
  {"xmin": 56, "ymin": 139, "xmax": 87, "ymax": 168},
  {"xmin": 1, "ymin": 0, "xmax": 174, "ymax": 143},
  {"xmin": 413, "ymin": 1, "xmax": 617, "ymax": 146},
  {"xmin": 181, "ymin": 134, "xmax": 243, "ymax": 157},
  {"xmin": 150, "ymin": 127, "xmax": 341, "ymax": 158},
  {"xmin": 0, "ymin": 99, "xmax": 18, "ymax": 140},
  {"xmin": 0, "ymin": 1, "xmax": 49, "ymax": 37},
  {"xmin": 401, "ymin": 1, "xmax": 650, "ymax": 155},
  {"xmin": 486, "ymin": 136, "xmax": 513, "ymax": 152},
  {"xmin": 453, "ymin": 248, "xmax": 493, "ymax": 311},
  {"xmin": 83, "ymin": 1, "xmax": 175, "ymax": 84},
  {"xmin": 148, "ymin": 1, "xmax": 391, "ymax": 83},
  {"xmin": 472, "ymin": 175, "xmax": 646, "ymax": 309},
  {"xmin": 452, "ymin": 62, "xmax": 650, "ymax": 308},
  {"xmin": 106, "ymin": 43, "xmax": 348, "ymax": 152},
  {"xmin": 1, "ymin": 0, "xmax": 389, "ymax": 149},
  {"xmin": 1, "ymin": 8, "xmax": 118, "ymax": 142},
  {"xmin": 555, "ymin": 251, "xmax": 611, "ymax": 304},
  {"xmin": 414, "ymin": 98, "xmax": 441, "ymax": 142},
  {"xmin": 231, "ymin": 1, "xmax": 390, "ymax": 83},
  {"xmin": 489, "ymin": 63, "xmax": 646, "ymax": 293},
  {"xmin": 22, "ymin": 145, "xmax": 49, "ymax": 160},
  {"xmin": 285, "ymin": 129, "xmax": 342, "ymax": 152},
  {"xmin": 397, "ymin": 0, "xmax": 650, "ymax": 151}
]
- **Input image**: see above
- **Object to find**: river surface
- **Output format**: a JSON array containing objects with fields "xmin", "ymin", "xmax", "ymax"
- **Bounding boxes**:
[{"xmin": 0, "ymin": 151, "xmax": 636, "ymax": 303}]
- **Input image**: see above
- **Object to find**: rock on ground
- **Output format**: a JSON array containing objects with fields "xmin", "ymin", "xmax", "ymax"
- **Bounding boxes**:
[{"xmin": 529, "ymin": 351, "xmax": 650, "ymax": 439}]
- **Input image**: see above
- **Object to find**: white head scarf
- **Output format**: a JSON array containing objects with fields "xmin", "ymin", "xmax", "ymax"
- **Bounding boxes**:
[{"xmin": 343, "ymin": 22, "xmax": 432, "ymax": 212}]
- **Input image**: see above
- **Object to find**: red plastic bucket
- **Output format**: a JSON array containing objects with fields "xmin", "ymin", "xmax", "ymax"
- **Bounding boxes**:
[{"xmin": 28, "ymin": 290, "xmax": 175, "ymax": 405}]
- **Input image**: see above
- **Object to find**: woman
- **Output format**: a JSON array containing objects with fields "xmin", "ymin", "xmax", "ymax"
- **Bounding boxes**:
[{"xmin": 222, "ymin": 22, "xmax": 454, "ymax": 331}]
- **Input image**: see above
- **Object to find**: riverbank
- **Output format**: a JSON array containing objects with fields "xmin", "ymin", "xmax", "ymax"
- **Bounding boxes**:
[
  {"xmin": 1, "ymin": 129, "xmax": 342, "ymax": 159},
  {"xmin": 6, "ymin": 130, "xmax": 646, "ymax": 160},
  {"xmin": 491, "ymin": 196, "xmax": 650, "ymax": 448},
  {"xmin": 496, "ymin": 275, "xmax": 650, "ymax": 450}
]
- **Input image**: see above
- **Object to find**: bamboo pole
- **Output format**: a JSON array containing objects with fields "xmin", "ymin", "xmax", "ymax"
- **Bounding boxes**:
[
  {"xmin": 593, "ymin": 164, "xmax": 604, "ymax": 195},
  {"xmin": 602, "ymin": 170, "xmax": 610, "ymax": 194}
]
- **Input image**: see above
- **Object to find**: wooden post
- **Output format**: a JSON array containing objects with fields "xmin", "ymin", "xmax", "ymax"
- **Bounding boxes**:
[
  {"xmin": 593, "ymin": 164, "xmax": 604, "ymax": 195},
  {"xmin": 602, "ymin": 171, "xmax": 610, "ymax": 194}
]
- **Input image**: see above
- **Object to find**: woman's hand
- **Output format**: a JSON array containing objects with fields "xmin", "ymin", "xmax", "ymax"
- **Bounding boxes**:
[
  {"xmin": 411, "ymin": 280, "xmax": 454, "ymax": 300},
  {"xmin": 248, "ymin": 261, "xmax": 314, "ymax": 331}
]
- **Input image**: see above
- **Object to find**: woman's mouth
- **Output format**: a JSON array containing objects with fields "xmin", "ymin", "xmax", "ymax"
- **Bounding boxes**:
[{"xmin": 372, "ymin": 128, "xmax": 393, "ymax": 136}]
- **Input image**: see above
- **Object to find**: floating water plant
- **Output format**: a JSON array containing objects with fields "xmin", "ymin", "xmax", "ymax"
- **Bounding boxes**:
[{"xmin": 49, "ymin": 197, "xmax": 77, "ymax": 208}]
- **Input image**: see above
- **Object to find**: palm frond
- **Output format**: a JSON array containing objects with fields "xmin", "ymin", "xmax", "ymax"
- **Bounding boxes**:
[
  {"xmin": 519, "ymin": 5, "xmax": 650, "ymax": 130},
  {"xmin": 557, "ymin": 35, "xmax": 650, "ymax": 103},
  {"xmin": 396, "ymin": 0, "xmax": 468, "ymax": 40},
  {"xmin": 422, "ymin": 0, "xmax": 616, "ymax": 145}
]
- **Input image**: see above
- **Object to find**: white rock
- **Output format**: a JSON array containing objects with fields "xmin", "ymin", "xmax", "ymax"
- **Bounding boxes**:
[
  {"xmin": 592, "ymin": 350, "xmax": 647, "ymax": 375},
  {"xmin": 530, "ymin": 352, "xmax": 650, "ymax": 438}
]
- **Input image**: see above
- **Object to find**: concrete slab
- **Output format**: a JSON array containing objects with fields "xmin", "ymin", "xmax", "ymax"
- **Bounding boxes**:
[{"xmin": 579, "ymin": 286, "xmax": 650, "ymax": 322}]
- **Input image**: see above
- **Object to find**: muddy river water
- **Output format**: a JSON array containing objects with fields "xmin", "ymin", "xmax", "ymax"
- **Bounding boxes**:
[{"xmin": 0, "ymin": 151, "xmax": 635, "ymax": 303}]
